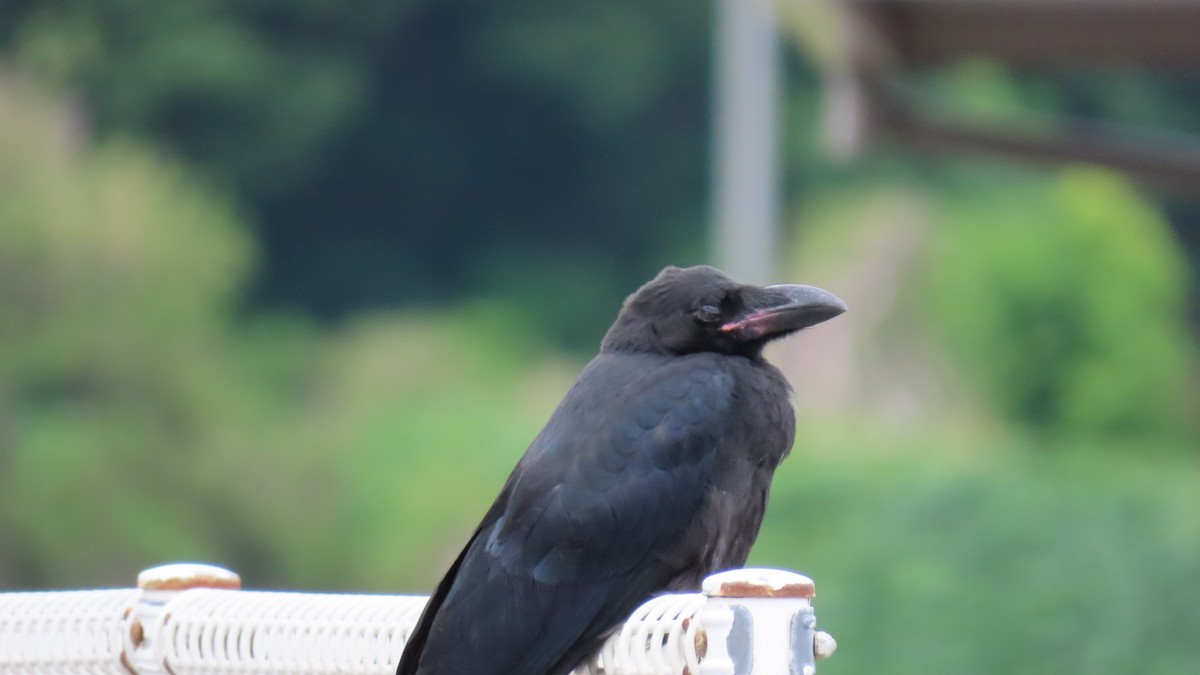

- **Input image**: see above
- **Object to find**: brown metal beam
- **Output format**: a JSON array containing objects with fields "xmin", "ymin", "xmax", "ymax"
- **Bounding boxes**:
[
  {"xmin": 826, "ymin": 1, "xmax": 1200, "ymax": 194},
  {"xmin": 849, "ymin": 0, "xmax": 1200, "ymax": 71},
  {"xmin": 878, "ymin": 101, "xmax": 1200, "ymax": 195}
]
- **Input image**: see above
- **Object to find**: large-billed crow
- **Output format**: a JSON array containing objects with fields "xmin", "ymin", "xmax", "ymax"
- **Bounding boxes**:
[{"xmin": 396, "ymin": 265, "xmax": 845, "ymax": 675}]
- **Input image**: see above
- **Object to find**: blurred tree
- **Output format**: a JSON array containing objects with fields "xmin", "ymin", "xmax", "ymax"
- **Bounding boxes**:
[
  {"xmin": 0, "ymin": 73, "xmax": 569, "ymax": 589},
  {"xmin": 0, "ymin": 0, "xmax": 714, "ymax": 349},
  {"xmin": 783, "ymin": 159, "xmax": 1197, "ymax": 442},
  {"xmin": 778, "ymin": 61, "xmax": 1198, "ymax": 442},
  {"xmin": 924, "ymin": 166, "xmax": 1197, "ymax": 440},
  {"xmin": 755, "ymin": 439, "xmax": 1200, "ymax": 675},
  {"xmin": 0, "ymin": 71, "xmax": 260, "ymax": 584}
]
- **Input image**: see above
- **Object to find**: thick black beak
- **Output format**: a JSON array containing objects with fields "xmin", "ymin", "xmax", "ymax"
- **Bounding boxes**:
[{"xmin": 720, "ymin": 284, "xmax": 847, "ymax": 342}]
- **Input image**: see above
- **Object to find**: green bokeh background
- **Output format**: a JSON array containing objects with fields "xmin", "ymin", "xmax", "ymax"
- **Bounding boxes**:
[{"xmin": 1, "ymin": 3, "xmax": 1198, "ymax": 673}]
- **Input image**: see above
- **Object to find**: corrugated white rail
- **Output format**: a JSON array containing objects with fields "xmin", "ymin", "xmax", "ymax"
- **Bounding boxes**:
[{"xmin": 0, "ymin": 563, "xmax": 835, "ymax": 675}]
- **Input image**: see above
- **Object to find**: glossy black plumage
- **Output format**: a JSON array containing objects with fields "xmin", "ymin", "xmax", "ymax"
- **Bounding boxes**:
[{"xmin": 396, "ymin": 265, "xmax": 845, "ymax": 675}]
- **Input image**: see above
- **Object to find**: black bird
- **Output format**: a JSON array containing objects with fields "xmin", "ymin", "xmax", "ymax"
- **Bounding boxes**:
[{"xmin": 396, "ymin": 265, "xmax": 845, "ymax": 675}]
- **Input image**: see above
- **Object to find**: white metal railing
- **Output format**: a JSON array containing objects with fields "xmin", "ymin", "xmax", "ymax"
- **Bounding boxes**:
[{"xmin": 0, "ymin": 563, "xmax": 835, "ymax": 675}]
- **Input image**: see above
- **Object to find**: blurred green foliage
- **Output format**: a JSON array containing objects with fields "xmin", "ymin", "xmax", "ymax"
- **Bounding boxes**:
[
  {"xmin": 0, "ymin": 75, "xmax": 571, "ymax": 589},
  {"xmin": 787, "ymin": 162, "xmax": 1198, "ymax": 444},
  {"xmin": 924, "ymin": 167, "xmax": 1197, "ymax": 439},
  {"xmin": 0, "ymin": 0, "xmax": 714, "ymax": 348},
  {"xmin": 1, "ymin": 4, "xmax": 1199, "ymax": 674},
  {"xmin": 0, "ymin": 72, "xmax": 274, "ymax": 582},
  {"xmin": 754, "ymin": 429, "xmax": 1200, "ymax": 675}
]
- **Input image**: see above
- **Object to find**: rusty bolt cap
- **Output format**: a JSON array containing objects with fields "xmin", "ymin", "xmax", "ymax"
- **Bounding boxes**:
[
  {"xmin": 138, "ymin": 563, "xmax": 241, "ymax": 591},
  {"xmin": 693, "ymin": 627, "xmax": 708, "ymax": 659},
  {"xmin": 702, "ymin": 568, "xmax": 815, "ymax": 599}
]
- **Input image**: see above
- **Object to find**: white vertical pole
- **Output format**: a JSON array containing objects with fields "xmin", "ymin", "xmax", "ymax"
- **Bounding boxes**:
[{"xmin": 712, "ymin": 0, "xmax": 782, "ymax": 285}]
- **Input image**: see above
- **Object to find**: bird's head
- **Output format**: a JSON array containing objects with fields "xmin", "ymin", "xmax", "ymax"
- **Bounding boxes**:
[{"xmin": 600, "ymin": 265, "xmax": 846, "ymax": 359}]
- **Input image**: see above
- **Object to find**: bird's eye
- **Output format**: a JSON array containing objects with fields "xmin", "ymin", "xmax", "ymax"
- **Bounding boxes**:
[{"xmin": 694, "ymin": 304, "xmax": 722, "ymax": 324}]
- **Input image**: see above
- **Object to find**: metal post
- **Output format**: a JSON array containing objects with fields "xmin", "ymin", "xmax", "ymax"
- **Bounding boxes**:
[
  {"xmin": 712, "ymin": 0, "xmax": 782, "ymax": 284},
  {"xmin": 128, "ymin": 563, "xmax": 242, "ymax": 674},
  {"xmin": 699, "ymin": 568, "xmax": 836, "ymax": 675}
]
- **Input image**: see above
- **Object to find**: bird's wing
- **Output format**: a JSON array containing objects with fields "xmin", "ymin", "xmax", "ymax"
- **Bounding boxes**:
[{"xmin": 397, "ymin": 354, "xmax": 734, "ymax": 675}]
